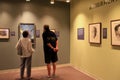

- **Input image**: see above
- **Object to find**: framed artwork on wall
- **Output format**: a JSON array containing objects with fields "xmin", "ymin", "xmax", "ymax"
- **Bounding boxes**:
[
  {"xmin": 18, "ymin": 23, "xmax": 36, "ymax": 47},
  {"xmin": 10, "ymin": 31, "xmax": 15, "ymax": 36},
  {"xmin": 55, "ymin": 31, "xmax": 60, "ymax": 37},
  {"xmin": 111, "ymin": 19, "xmax": 120, "ymax": 46},
  {"xmin": 0, "ymin": 28, "xmax": 10, "ymax": 39},
  {"xmin": 36, "ymin": 30, "xmax": 40, "ymax": 38},
  {"xmin": 89, "ymin": 22, "xmax": 101, "ymax": 44},
  {"xmin": 77, "ymin": 28, "xmax": 84, "ymax": 40},
  {"xmin": 50, "ymin": 29, "xmax": 60, "ymax": 37},
  {"xmin": 103, "ymin": 28, "xmax": 107, "ymax": 39}
]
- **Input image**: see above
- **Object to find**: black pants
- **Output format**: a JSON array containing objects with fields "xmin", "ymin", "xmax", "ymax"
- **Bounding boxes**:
[{"xmin": 20, "ymin": 56, "xmax": 32, "ymax": 78}]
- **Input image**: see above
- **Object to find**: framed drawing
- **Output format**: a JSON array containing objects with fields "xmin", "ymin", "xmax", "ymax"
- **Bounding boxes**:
[
  {"xmin": 77, "ymin": 28, "xmax": 84, "ymax": 40},
  {"xmin": 111, "ymin": 19, "xmax": 120, "ymax": 46},
  {"xmin": 0, "ymin": 28, "xmax": 10, "ymax": 39},
  {"xmin": 18, "ymin": 23, "xmax": 36, "ymax": 47},
  {"xmin": 89, "ymin": 22, "xmax": 101, "ymax": 44}
]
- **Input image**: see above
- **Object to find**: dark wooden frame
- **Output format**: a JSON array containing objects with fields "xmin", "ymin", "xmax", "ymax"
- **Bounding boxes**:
[
  {"xmin": 111, "ymin": 19, "xmax": 120, "ymax": 46},
  {"xmin": 89, "ymin": 22, "xmax": 101, "ymax": 44}
]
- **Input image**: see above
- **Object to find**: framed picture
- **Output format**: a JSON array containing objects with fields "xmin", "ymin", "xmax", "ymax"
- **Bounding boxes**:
[
  {"xmin": 77, "ymin": 28, "xmax": 84, "ymax": 40},
  {"xmin": 55, "ymin": 31, "xmax": 60, "ymax": 37},
  {"xmin": 103, "ymin": 28, "xmax": 107, "ymax": 39},
  {"xmin": 10, "ymin": 31, "xmax": 15, "ymax": 36},
  {"xmin": 111, "ymin": 19, "xmax": 120, "ymax": 46},
  {"xmin": 18, "ymin": 23, "xmax": 36, "ymax": 45},
  {"xmin": 36, "ymin": 30, "xmax": 40, "ymax": 38},
  {"xmin": 0, "ymin": 28, "xmax": 10, "ymax": 39},
  {"xmin": 50, "ymin": 29, "xmax": 60, "ymax": 37},
  {"xmin": 89, "ymin": 22, "xmax": 101, "ymax": 44}
]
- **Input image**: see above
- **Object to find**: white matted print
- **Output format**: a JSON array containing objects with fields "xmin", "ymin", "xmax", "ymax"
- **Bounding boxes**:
[
  {"xmin": 111, "ymin": 19, "xmax": 120, "ymax": 46},
  {"xmin": 89, "ymin": 23, "xmax": 101, "ymax": 44},
  {"xmin": 0, "ymin": 28, "xmax": 9, "ymax": 39}
]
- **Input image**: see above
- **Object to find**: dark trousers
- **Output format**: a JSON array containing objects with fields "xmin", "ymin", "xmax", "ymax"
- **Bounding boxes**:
[{"xmin": 20, "ymin": 56, "xmax": 32, "ymax": 78}]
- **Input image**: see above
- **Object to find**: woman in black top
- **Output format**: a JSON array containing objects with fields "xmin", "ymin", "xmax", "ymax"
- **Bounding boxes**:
[{"xmin": 42, "ymin": 25, "xmax": 58, "ymax": 78}]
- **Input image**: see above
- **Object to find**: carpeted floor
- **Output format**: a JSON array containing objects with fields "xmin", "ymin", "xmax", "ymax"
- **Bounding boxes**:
[{"xmin": 0, "ymin": 66, "xmax": 95, "ymax": 80}]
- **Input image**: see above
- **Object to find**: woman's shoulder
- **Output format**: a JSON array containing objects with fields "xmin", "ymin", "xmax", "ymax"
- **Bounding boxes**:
[
  {"xmin": 19, "ymin": 38, "xmax": 23, "ymax": 41},
  {"xmin": 25, "ymin": 38, "xmax": 31, "ymax": 42},
  {"xmin": 21, "ymin": 38, "xmax": 30, "ymax": 41}
]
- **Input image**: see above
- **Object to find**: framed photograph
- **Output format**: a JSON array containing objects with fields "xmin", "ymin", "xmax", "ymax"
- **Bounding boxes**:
[
  {"xmin": 55, "ymin": 31, "xmax": 60, "ymax": 37},
  {"xmin": 50, "ymin": 29, "xmax": 60, "ymax": 37},
  {"xmin": 103, "ymin": 28, "xmax": 107, "ymax": 39},
  {"xmin": 18, "ymin": 23, "xmax": 36, "ymax": 44},
  {"xmin": 10, "ymin": 31, "xmax": 15, "ymax": 36},
  {"xmin": 111, "ymin": 19, "xmax": 120, "ymax": 46},
  {"xmin": 77, "ymin": 28, "xmax": 84, "ymax": 40},
  {"xmin": 89, "ymin": 22, "xmax": 101, "ymax": 44},
  {"xmin": 0, "ymin": 28, "xmax": 10, "ymax": 39},
  {"xmin": 36, "ymin": 30, "xmax": 40, "ymax": 38}
]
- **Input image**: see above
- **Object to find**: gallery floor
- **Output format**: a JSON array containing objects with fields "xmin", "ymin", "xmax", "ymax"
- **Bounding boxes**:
[{"xmin": 0, "ymin": 65, "xmax": 95, "ymax": 80}]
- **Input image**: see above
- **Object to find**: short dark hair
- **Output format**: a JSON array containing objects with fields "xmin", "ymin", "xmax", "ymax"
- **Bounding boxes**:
[
  {"xmin": 22, "ymin": 31, "xmax": 29, "ymax": 38},
  {"xmin": 44, "ymin": 25, "xmax": 50, "ymax": 31}
]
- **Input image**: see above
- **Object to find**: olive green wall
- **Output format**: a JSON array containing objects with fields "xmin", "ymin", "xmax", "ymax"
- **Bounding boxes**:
[
  {"xmin": 70, "ymin": 0, "xmax": 120, "ymax": 80},
  {"xmin": 0, "ymin": 0, "xmax": 70, "ymax": 70}
]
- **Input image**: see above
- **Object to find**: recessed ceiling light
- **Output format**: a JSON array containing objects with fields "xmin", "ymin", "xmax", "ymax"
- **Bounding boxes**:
[
  {"xmin": 50, "ymin": 0, "xmax": 55, "ymax": 4},
  {"xmin": 50, "ymin": 1, "xmax": 55, "ymax": 4},
  {"xmin": 66, "ymin": 0, "xmax": 70, "ymax": 3},
  {"xmin": 26, "ymin": 0, "xmax": 30, "ymax": 2}
]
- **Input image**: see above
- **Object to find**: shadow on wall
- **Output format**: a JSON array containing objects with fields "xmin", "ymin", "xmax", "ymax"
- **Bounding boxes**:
[
  {"xmin": 0, "ymin": 39, "xmax": 10, "ymax": 42},
  {"xmin": 90, "ymin": 43, "xmax": 101, "ymax": 47},
  {"xmin": 112, "ymin": 46, "xmax": 120, "ymax": 50}
]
